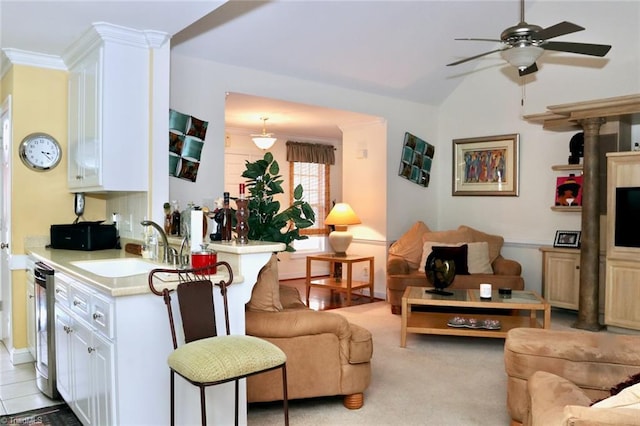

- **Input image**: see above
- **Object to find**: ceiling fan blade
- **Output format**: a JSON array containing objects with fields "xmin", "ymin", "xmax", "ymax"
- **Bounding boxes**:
[
  {"xmin": 534, "ymin": 21, "xmax": 584, "ymax": 40},
  {"xmin": 542, "ymin": 41, "xmax": 611, "ymax": 57},
  {"xmin": 454, "ymin": 38, "xmax": 502, "ymax": 43},
  {"xmin": 446, "ymin": 48, "xmax": 505, "ymax": 67},
  {"xmin": 518, "ymin": 62, "xmax": 538, "ymax": 77}
]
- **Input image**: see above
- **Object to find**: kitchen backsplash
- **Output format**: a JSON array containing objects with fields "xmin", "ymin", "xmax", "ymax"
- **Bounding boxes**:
[{"xmin": 105, "ymin": 192, "xmax": 148, "ymax": 240}]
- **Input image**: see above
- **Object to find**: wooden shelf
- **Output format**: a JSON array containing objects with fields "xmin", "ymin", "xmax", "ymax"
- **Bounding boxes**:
[
  {"xmin": 551, "ymin": 164, "xmax": 583, "ymax": 172},
  {"xmin": 550, "ymin": 206, "xmax": 582, "ymax": 212}
]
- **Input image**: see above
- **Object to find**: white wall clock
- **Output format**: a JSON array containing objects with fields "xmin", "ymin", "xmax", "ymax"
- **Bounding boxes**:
[{"xmin": 19, "ymin": 132, "xmax": 62, "ymax": 171}]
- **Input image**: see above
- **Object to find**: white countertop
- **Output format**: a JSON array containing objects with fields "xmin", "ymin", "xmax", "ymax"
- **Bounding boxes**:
[{"xmin": 26, "ymin": 240, "xmax": 285, "ymax": 298}]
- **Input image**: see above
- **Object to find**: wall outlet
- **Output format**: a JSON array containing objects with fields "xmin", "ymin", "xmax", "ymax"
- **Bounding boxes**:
[{"xmin": 362, "ymin": 266, "xmax": 369, "ymax": 278}]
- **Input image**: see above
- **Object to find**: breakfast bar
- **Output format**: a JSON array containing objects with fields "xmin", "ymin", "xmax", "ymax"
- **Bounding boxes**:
[{"xmin": 27, "ymin": 240, "xmax": 285, "ymax": 426}]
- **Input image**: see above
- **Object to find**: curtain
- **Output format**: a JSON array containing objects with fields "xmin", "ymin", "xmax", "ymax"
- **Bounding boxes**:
[{"xmin": 286, "ymin": 141, "xmax": 335, "ymax": 165}]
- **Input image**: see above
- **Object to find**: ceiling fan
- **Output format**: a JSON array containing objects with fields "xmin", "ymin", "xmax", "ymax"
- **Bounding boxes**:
[{"xmin": 446, "ymin": 0, "xmax": 611, "ymax": 76}]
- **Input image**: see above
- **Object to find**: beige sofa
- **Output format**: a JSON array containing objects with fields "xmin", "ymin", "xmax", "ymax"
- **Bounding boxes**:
[
  {"xmin": 387, "ymin": 222, "xmax": 524, "ymax": 314},
  {"xmin": 244, "ymin": 255, "xmax": 373, "ymax": 409},
  {"xmin": 504, "ymin": 328, "xmax": 640, "ymax": 425}
]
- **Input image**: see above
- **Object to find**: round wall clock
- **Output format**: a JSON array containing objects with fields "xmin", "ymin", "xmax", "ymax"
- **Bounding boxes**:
[{"xmin": 19, "ymin": 132, "xmax": 62, "ymax": 171}]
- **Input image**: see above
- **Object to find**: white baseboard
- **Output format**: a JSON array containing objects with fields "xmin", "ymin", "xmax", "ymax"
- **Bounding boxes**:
[{"xmin": 10, "ymin": 346, "xmax": 34, "ymax": 365}]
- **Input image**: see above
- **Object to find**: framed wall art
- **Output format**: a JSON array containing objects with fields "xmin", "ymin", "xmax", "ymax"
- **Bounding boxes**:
[
  {"xmin": 554, "ymin": 230, "xmax": 581, "ymax": 248},
  {"xmin": 555, "ymin": 175, "xmax": 583, "ymax": 206},
  {"xmin": 452, "ymin": 133, "xmax": 519, "ymax": 196},
  {"xmin": 398, "ymin": 132, "xmax": 435, "ymax": 187}
]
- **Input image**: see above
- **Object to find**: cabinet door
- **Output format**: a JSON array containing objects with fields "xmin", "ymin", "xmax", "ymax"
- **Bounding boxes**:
[
  {"xmin": 544, "ymin": 251, "xmax": 580, "ymax": 309},
  {"xmin": 68, "ymin": 48, "xmax": 101, "ymax": 190},
  {"xmin": 91, "ymin": 332, "xmax": 116, "ymax": 426},
  {"xmin": 54, "ymin": 307, "xmax": 72, "ymax": 402},
  {"xmin": 605, "ymin": 260, "xmax": 640, "ymax": 330},
  {"xmin": 70, "ymin": 320, "xmax": 93, "ymax": 426}
]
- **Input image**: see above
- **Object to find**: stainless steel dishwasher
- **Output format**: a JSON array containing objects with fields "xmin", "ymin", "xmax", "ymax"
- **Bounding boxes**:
[{"xmin": 34, "ymin": 261, "xmax": 60, "ymax": 399}]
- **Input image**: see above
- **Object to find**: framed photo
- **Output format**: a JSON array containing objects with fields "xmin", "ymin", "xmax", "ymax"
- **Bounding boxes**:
[
  {"xmin": 398, "ymin": 132, "xmax": 435, "ymax": 187},
  {"xmin": 452, "ymin": 133, "xmax": 519, "ymax": 196},
  {"xmin": 554, "ymin": 230, "xmax": 581, "ymax": 248}
]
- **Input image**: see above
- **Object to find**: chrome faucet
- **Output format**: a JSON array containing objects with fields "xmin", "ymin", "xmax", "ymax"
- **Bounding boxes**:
[{"xmin": 140, "ymin": 220, "xmax": 177, "ymax": 264}]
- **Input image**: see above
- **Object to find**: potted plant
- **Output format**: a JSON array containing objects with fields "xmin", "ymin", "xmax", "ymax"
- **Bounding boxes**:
[{"xmin": 241, "ymin": 152, "xmax": 315, "ymax": 251}]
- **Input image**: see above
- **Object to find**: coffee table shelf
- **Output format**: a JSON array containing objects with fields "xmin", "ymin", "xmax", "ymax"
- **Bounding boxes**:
[{"xmin": 401, "ymin": 287, "xmax": 550, "ymax": 347}]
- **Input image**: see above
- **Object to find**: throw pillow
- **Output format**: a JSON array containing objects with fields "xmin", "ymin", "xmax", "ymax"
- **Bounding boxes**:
[
  {"xmin": 389, "ymin": 221, "xmax": 431, "ymax": 269},
  {"xmin": 466, "ymin": 242, "xmax": 493, "ymax": 274},
  {"xmin": 246, "ymin": 253, "xmax": 283, "ymax": 312},
  {"xmin": 592, "ymin": 382, "xmax": 640, "ymax": 410},
  {"xmin": 422, "ymin": 228, "xmax": 473, "ymax": 245},
  {"xmin": 418, "ymin": 242, "xmax": 459, "ymax": 272},
  {"xmin": 458, "ymin": 225, "xmax": 504, "ymax": 263},
  {"xmin": 429, "ymin": 245, "xmax": 469, "ymax": 275},
  {"xmin": 419, "ymin": 241, "xmax": 492, "ymax": 274}
]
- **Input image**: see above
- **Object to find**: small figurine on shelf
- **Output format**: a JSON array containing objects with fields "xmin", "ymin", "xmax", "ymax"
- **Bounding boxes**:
[{"xmin": 568, "ymin": 132, "xmax": 584, "ymax": 165}]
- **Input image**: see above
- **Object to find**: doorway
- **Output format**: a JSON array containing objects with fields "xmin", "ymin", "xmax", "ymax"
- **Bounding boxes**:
[{"xmin": 1, "ymin": 95, "xmax": 13, "ymax": 346}]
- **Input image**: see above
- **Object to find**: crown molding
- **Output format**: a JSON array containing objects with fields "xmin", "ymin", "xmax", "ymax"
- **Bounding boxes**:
[
  {"xmin": 1, "ymin": 48, "xmax": 67, "ymax": 76},
  {"xmin": 63, "ymin": 22, "xmax": 169, "ymax": 68}
]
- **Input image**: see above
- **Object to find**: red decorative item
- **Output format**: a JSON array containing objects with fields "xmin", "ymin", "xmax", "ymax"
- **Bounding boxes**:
[{"xmin": 555, "ymin": 175, "xmax": 583, "ymax": 206}]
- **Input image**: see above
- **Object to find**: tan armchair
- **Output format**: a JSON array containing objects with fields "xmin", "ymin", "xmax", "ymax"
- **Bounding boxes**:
[
  {"xmin": 244, "ymin": 255, "xmax": 373, "ymax": 409},
  {"xmin": 504, "ymin": 328, "xmax": 640, "ymax": 425}
]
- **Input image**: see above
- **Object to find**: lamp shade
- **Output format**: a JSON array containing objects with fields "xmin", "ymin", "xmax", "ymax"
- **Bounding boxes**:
[
  {"xmin": 325, "ymin": 203, "xmax": 361, "ymax": 256},
  {"xmin": 325, "ymin": 203, "xmax": 361, "ymax": 227},
  {"xmin": 500, "ymin": 45, "xmax": 543, "ymax": 70}
]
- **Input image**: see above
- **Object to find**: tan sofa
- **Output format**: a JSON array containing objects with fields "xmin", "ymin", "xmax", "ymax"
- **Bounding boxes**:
[
  {"xmin": 387, "ymin": 222, "xmax": 524, "ymax": 314},
  {"xmin": 504, "ymin": 328, "xmax": 640, "ymax": 425},
  {"xmin": 244, "ymin": 255, "xmax": 373, "ymax": 409}
]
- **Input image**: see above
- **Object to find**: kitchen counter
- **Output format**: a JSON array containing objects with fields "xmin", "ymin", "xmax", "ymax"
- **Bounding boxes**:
[{"xmin": 26, "ymin": 240, "xmax": 285, "ymax": 297}]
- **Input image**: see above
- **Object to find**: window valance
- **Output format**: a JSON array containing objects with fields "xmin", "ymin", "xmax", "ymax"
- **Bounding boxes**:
[{"xmin": 286, "ymin": 141, "xmax": 335, "ymax": 165}]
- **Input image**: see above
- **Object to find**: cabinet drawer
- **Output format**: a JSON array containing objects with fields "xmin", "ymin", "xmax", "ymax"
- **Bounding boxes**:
[
  {"xmin": 91, "ymin": 294, "xmax": 114, "ymax": 339},
  {"xmin": 69, "ymin": 284, "xmax": 92, "ymax": 322},
  {"xmin": 54, "ymin": 276, "xmax": 71, "ymax": 307}
]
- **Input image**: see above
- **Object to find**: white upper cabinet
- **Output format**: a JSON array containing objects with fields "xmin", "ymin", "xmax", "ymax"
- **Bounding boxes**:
[{"xmin": 64, "ymin": 23, "xmax": 165, "ymax": 192}]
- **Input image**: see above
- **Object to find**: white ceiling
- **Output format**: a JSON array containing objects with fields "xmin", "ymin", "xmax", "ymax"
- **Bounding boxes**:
[{"xmin": 1, "ymin": 0, "xmax": 614, "ymax": 140}]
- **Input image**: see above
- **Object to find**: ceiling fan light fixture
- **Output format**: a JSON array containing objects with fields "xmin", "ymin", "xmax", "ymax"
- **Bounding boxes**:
[
  {"xmin": 252, "ymin": 117, "xmax": 277, "ymax": 150},
  {"xmin": 501, "ymin": 45, "xmax": 543, "ymax": 70}
]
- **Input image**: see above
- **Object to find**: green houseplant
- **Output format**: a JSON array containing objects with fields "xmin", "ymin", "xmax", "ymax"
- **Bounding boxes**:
[{"xmin": 241, "ymin": 152, "xmax": 315, "ymax": 251}]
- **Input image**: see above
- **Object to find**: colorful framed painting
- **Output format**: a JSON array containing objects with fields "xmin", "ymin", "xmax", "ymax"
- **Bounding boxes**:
[
  {"xmin": 452, "ymin": 133, "xmax": 519, "ymax": 196},
  {"xmin": 555, "ymin": 175, "xmax": 583, "ymax": 206},
  {"xmin": 398, "ymin": 132, "xmax": 435, "ymax": 187}
]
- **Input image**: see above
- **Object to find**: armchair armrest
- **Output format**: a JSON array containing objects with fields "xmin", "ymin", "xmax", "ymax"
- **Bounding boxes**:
[
  {"xmin": 387, "ymin": 253, "xmax": 411, "ymax": 275},
  {"xmin": 246, "ymin": 310, "xmax": 351, "ymax": 340},
  {"xmin": 492, "ymin": 255, "xmax": 522, "ymax": 276}
]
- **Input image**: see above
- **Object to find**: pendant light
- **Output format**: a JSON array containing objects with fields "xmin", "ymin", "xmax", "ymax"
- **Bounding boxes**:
[{"xmin": 252, "ymin": 117, "xmax": 277, "ymax": 150}]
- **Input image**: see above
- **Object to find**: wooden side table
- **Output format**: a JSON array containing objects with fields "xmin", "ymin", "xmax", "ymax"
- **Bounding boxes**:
[{"xmin": 305, "ymin": 254, "xmax": 374, "ymax": 306}]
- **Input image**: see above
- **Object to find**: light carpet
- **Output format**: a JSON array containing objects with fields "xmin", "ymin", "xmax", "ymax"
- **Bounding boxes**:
[{"xmin": 247, "ymin": 301, "xmax": 580, "ymax": 425}]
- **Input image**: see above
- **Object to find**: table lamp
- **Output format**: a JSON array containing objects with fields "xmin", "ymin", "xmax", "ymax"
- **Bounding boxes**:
[{"xmin": 324, "ymin": 203, "xmax": 361, "ymax": 256}]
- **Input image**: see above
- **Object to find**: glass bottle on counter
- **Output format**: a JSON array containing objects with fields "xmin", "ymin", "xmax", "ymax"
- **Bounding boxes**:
[
  {"xmin": 170, "ymin": 200, "xmax": 181, "ymax": 236},
  {"xmin": 235, "ymin": 184, "xmax": 249, "ymax": 244},
  {"xmin": 222, "ymin": 192, "xmax": 233, "ymax": 241}
]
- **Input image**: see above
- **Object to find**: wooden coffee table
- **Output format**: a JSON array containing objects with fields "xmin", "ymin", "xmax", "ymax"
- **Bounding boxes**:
[{"xmin": 400, "ymin": 287, "xmax": 550, "ymax": 347}]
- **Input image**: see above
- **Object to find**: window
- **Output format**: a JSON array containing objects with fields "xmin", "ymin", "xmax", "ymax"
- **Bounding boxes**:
[{"xmin": 289, "ymin": 161, "xmax": 330, "ymax": 236}]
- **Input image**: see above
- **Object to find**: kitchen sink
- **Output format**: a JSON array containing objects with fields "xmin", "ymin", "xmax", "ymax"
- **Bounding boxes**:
[{"xmin": 70, "ymin": 258, "xmax": 165, "ymax": 278}]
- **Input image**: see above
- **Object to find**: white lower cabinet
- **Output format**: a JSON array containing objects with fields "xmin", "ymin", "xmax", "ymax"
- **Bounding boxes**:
[{"xmin": 55, "ymin": 273, "xmax": 115, "ymax": 425}]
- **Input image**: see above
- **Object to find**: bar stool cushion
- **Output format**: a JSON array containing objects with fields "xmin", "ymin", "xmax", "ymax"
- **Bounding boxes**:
[{"xmin": 168, "ymin": 335, "xmax": 287, "ymax": 383}]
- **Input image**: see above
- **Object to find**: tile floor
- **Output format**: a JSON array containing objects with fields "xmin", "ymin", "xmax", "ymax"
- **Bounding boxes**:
[{"xmin": 0, "ymin": 342, "xmax": 60, "ymax": 415}]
